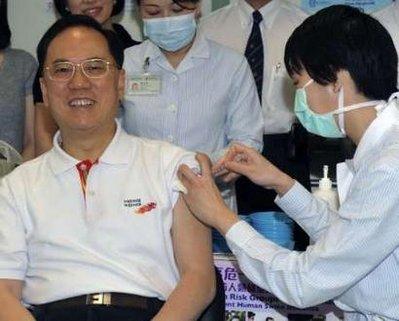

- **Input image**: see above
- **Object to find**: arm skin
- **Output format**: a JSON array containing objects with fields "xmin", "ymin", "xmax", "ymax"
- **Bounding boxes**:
[
  {"xmin": 21, "ymin": 95, "xmax": 35, "ymax": 161},
  {"xmin": 34, "ymin": 103, "xmax": 58, "ymax": 156},
  {"xmin": 0, "ymin": 279, "xmax": 35, "ymax": 321},
  {"xmin": 178, "ymin": 149, "xmax": 295, "ymax": 236},
  {"xmin": 152, "ymin": 196, "xmax": 216, "ymax": 321}
]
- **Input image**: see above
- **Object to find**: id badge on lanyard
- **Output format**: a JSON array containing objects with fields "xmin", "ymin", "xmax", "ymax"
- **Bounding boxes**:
[{"xmin": 126, "ymin": 57, "xmax": 162, "ymax": 96}]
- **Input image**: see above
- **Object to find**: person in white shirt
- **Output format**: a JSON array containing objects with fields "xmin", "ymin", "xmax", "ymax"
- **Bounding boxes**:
[
  {"xmin": 372, "ymin": 0, "xmax": 399, "ymax": 83},
  {"xmin": 199, "ymin": 0, "xmax": 310, "ymax": 249},
  {"xmin": 122, "ymin": 0, "xmax": 264, "ymax": 211},
  {"xmin": 0, "ymin": 15, "xmax": 214, "ymax": 321},
  {"xmin": 179, "ymin": 5, "xmax": 399, "ymax": 321}
]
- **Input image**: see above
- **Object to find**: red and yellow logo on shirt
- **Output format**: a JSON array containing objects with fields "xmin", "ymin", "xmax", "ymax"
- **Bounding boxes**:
[
  {"xmin": 135, "ymin": 202, "xmax": 157, "ymax": 215},
  {"xmin": 123, "ymin": 198, "xmax": 157, "ymax": 215}
]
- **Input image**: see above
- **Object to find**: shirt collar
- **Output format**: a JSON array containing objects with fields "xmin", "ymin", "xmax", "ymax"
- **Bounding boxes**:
[
  {"xmin": 143, "ymin": 33, "xmax": 210, "ymax": 73},
  {"xmin": 237, "ymin": 0, "xmax": 281, "ymax": 29},
  {"xmin": 353, "ymin": 98, "xmax": 399, "ymax": 169},
  {"xmin": 142, "ymin": 39, "xmax": 163, "ymax": 62},
  {"xmin": 183, "ymin": 33, "xmax": 210, "ymax": 59},
  {"xmin": 49, "ymin": 120, "xmax": 131, "ymax": 175}
]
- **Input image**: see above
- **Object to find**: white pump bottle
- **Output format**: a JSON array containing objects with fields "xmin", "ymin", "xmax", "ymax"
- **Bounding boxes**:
[{"xmin": 312, "ymin": 165, "xmax": 339, "ymax": 211}]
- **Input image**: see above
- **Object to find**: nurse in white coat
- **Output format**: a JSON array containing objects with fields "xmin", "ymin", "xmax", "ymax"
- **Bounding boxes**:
[
  {"xmin": 122, "ymin": 0, "xmax": 264, "ymax": 211},
  {"xmin": 178, "ymin": 5, "xmax": 399, "ymax": 321}
]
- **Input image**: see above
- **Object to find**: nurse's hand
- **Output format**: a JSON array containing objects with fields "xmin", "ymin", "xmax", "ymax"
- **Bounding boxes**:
[
  {"xmin": 222, "ymin": 144, "xmax": 295, "ymax": 196},
  {"xmin": 212, "ymin": 156, "xmax": 241, "ymax": 183},
  {"xmin": 178, "ymin": 153, "xmax": 239, "ymax": 234}
]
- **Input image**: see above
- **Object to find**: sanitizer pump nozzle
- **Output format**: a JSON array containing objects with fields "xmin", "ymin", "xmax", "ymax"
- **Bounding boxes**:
[{"xmin": 312, "ymin": 165, "xmax": 339, "ymax": 211}]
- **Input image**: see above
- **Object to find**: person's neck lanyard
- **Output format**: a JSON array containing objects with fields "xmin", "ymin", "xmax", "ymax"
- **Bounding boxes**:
[{"xmin": 76, "ymin": 159, "xmax": 98, "ymax": 199}]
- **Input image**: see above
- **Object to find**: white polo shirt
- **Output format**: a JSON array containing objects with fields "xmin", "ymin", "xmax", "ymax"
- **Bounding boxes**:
[
  {"xmin": 199, "ymin": 0, "xmax": 308, "ymax": 134},
  {"xmin": 0, "ymin": 122, "xmax": 197, "ymax": 304}
]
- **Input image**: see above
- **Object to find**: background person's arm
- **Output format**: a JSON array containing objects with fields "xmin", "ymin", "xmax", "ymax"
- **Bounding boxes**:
[
  {"xmin": 222, "ymin": 57, "xmax": 264, "ymax": 154},
  {"xmin": 34, "ymin": 103, "xmax": 58, "ymax": 156},
  {"xmin": 0, "ymin": 279, "xmax": 35, "ymax": 321},
  {"xmin": 152, "ymin": 196, "xmax": 215, "ymax": 321},
  {"xmin": 21, "ymin": 95, "xmax": 35, "ymax": 161},
  {"xmin": 20, "ymin": 52, "xmax": 38, "ymax": 161},
  {"xmin": 210, "ymin": 56, "xmax": 264, "ymax": 182}
]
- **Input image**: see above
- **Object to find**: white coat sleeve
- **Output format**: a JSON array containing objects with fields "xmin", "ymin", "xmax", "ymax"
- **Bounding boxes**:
[
  {"xmin": 225, "ymin": 156, "xmax": 399, "ymax": 308},
  {"xmin": 275, "ymin": 181, "xmax": 340, "ymax": 241}
]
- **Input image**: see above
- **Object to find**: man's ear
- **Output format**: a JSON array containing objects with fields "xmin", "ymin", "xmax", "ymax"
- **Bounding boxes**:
[
  {"xmin": 117, "ymin": 68, "xmax": 126, "ymax": 100},
  {"xmin": 39, "ymin": 77, "xmax": 50, "ymax": 108}
]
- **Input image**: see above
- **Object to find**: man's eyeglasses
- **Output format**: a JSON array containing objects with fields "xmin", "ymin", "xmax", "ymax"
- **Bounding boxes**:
[{"xmin": 44, "ymin": 58, "xmax": 118, "ymax": 81}]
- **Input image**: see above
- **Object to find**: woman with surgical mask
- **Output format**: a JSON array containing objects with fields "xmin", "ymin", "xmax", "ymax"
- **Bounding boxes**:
[
  {"xmin": 122, "ymin": 0, "xmax": 263, "ymax": 211},
  {"xmin": 178, "ymin": 5, "xmax": 399, "ymax": 321},
  {"xmin": 34, "ymin": 0, "xmax": 140, "ymax": 156}
]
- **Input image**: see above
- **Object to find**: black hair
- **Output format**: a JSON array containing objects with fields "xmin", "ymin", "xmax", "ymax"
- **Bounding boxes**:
[
  {"xmin": 53, "ymin": 0, "xmax": 125, "ymax": 18},
  {"xmin": 37, "ymin": 15, "xmax": 124, "ymax": 75},
  {"xmin": 136, "ymin": 0, "xmax": 200, "ymax": 9},
  {"xmin": 284, "ymin": 5, "xmax": 398, "ymax": 100},
  {"xmin": 0, "ymin": 0, "xmax": 11, "ymax": 50}
]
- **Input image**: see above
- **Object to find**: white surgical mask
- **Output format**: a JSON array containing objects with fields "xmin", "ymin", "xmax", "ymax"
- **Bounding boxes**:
[
  {"xmin": 295, "ymin": 79, "xmax": 384, "ymax": 138},
  {"xmin": 143, "ymin": 13, "xmax": 197, "ymax": 52}
]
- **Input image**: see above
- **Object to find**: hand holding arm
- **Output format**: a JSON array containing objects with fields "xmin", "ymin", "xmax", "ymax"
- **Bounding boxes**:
[
  {"xmin": 222, "ymin": 144, "xmax": 295, "ymax": 195},
  {"xmin": 211, "ymin": 151, "xmax": 241, "ymax": 184},
  {"xmin": 178, "ymin": 153, "xmax": 240, "ymax": 235}
]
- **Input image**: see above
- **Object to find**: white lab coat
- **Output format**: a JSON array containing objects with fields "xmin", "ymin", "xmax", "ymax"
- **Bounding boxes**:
[{"xmin": 225, "ymin": 95, "xmax": 399, "ymax": 320}]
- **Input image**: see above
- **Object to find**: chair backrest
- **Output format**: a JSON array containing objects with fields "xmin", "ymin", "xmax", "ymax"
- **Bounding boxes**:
[{"xmin": 198, "ymin": 266, "xmax": 225, "ymax": 321}]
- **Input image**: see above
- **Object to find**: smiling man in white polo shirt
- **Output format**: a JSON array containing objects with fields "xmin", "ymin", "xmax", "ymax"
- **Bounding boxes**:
[{"xmin": 0, "ymin": 15, "xmax": 214, "ymax": 321}]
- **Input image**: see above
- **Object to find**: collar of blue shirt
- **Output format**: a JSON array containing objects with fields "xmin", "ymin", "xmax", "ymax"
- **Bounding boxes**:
[
  {"xmin": 142, "ymin": 33, "xmax": 211, "ymax": 74},
  {"xmin": 237, "ymin": 0, "xmax": 281, "ymax": 29}
]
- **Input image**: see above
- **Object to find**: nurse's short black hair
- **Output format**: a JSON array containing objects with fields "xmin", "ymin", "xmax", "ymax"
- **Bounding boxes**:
[
  {"xmin": 0, "ymin": 0, "xmax": 11, "ymax": 50},
  {"xmin": 284, "ymin": 5, "xmax": 398, "ymax": 101},
  {"xmin": 37, "ymin": 15, "xmax": 124, "ymax": 75},
  {"xmin": 54, "ymin": 0, "xmax": 125, "ymax": 18}
]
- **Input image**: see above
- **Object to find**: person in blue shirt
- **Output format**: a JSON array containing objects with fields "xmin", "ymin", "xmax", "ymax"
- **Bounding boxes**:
[{"xmin": 123, "ymin": 0, "xmax": 264, "ymax": 212}]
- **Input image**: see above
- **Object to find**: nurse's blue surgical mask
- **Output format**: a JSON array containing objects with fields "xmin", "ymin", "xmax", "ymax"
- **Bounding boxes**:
[
  {"xmin": 294, "ymin": 79, "xmax": 383, "ymax": 138},
  {"xmin": 143, "ymin": 13, "xmax": 197, "ymax": 52}
]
